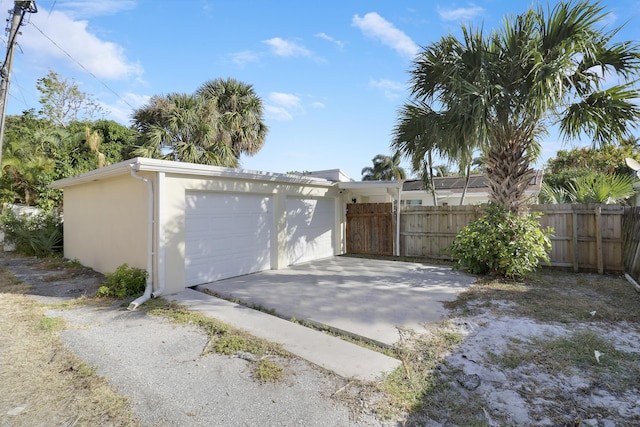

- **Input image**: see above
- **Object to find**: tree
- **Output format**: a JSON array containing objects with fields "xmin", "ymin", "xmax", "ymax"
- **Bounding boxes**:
[
  {"xmin": 133, "ymin": 78, "xmax": 267, "ymax": 167},
  {"xmin": 36, "ymin": 70, "xmax": 106, "ymax": 126},
  {"xmin": 132, "ymin": 93, "xmax": 236, "ymax": 166},
  {"xmin": 392, "ymin": 102, "xmax": 480, "ymax": 206},
  {"xmin": 403, "ymin": 0, "xmax": 640, "ymax": 213},
  {"xmin": 361, "ymin": 152, "xmax": 406, "ymax": 181},
  {"xmin": 196, "ymin": 78, "xmax": 267, "ymax": 158}
]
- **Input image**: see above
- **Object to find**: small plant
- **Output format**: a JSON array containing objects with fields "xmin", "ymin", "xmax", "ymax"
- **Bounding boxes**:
[
  {"xmin": 96, "ymin": 263, "xmax": 147, "ymax": 298},
  {"xmin": 448, "ymin": 203, "xmax": 553, "ymax": 278},
  {"xmin": 0, "ymin": 207, "xmax": 63, "ymax": 256},
  {"xmin": 253, "ymin": 358, "xmax": 283, "ymax": 383}
]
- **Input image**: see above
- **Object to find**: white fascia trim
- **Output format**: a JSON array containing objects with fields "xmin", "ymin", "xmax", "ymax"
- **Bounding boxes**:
[
  {"xmin": 50, "ymin": 157, "xmax": 335, "ymax": 189},
  {"xmin": 338, "ymin": 181, "xmax": 403, "ymax": 191}
]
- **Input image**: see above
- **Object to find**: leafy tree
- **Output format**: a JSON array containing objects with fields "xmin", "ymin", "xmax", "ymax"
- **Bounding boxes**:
[
  {"xmin": 361, "ymin": 152, "xmax": 406, "ymax": 181},
  {"xmin": 36, "ymin": 70, "xmax": 106, "ymax": 126},
  {"xmin": 401, "ymin": 0, "xmax": 640, "ymax": 214}
]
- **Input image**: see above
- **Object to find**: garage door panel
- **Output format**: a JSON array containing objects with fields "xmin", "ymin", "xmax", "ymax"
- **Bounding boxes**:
[
  {"xmin": 185, "ymin": 192, "xmax": 273, "ymax": 286},
  {"xmin": 286, "ymin": 198, "xmax": 335, "ymax": 265}
]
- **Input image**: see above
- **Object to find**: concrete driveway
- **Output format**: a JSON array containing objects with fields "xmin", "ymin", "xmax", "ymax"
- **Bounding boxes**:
[{"xmin": 197, "ymin": 256, "xmax": 477, "ymax": 346}]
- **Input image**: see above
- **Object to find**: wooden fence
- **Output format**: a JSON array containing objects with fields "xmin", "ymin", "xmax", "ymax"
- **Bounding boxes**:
[
  {"xmin": 346, "ymin": 203, "xmax": 394, "ymax": 256},
  {"xmin": 398, "ymin": 204, "xmax": 625, "ymax": 274},
  {"xmin": 623, "ymin": 207, "xmax": 640, "ymax": 283}
]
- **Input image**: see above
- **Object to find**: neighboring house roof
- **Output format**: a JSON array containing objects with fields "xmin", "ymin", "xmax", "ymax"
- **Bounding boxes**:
[{"xmin": 402, "ymin": 171, "xmax": 544, "ymax": 194}]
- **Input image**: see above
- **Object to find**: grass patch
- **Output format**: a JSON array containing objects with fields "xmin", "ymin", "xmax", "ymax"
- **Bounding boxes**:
[
  {"xmin": 376, "ymin": 323, "xmax": 498, "ymax": 425},
  {"xmin": 446, "ymin": 271, "xmax": 640, "ymax": 323},
  {"xmin": 494, "ymin": 330, "xmax": 640, "ymax": 394},
  {"xmin": 0, "ymin": 267, "xmax": 139, "ymax": 426},
  {"xmin": 253, "ymin": 358, "xmax": 284, "ymax": 383},
  {"xmin": 37, "ymin": 316, "xmax": 65, "ymax": 332}
]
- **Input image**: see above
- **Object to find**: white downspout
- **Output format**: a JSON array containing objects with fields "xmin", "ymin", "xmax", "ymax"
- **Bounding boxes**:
[
  {"xmin": 128, "ymin": 164, "xmax": 155, "ymax": 311},
  {"xmin": 153, "ymin": 172, "xmax": 166, "ymax": 298},
  {"xmin": 396, "ymin": 186, "xmax": 402, "ymax": 256}
]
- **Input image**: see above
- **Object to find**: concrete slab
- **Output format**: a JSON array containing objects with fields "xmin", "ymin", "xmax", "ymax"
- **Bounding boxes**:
[
  {"xmin": 197, "ymin": 256, "xmax": 477, "ymax": 346},
  {"xmin": 166, "ymin": 288, "xmax": 401, "ymax": 382}
]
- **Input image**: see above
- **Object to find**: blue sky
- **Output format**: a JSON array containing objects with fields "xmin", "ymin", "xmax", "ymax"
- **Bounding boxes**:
[{"xmin": 4, "ymin": 0, "xmax": 640, "ymax": 180}]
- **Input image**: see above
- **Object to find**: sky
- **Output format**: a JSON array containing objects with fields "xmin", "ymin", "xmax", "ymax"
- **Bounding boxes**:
[{"xmin": 3, "ymin": 0, "xmax": 640, "ymax": 180}]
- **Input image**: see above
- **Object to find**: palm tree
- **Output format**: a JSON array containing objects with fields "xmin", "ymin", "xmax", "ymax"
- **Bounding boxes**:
[
  {"xmin": 392, "ymin": 102, "xmax": 480, "ymax": 205},
  {"xmin": 361, "ymin": 152, "xmax": 407, "ymax": 181},
  {"xmin": 404, "ymin": 1, "xmax": 640, "ymax": 213},
  {"xmin": 196, "ymin": 78, "xmax": 268, "ymax": 158},
  {"xmin": 132, "ymin": 93, "xmax": 236, "ymax": 167}
]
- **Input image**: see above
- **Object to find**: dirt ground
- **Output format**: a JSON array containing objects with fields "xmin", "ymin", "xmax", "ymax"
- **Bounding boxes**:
[{"xmin": 1, "ymin": 252, "xmax": 640, "ymax": 426}]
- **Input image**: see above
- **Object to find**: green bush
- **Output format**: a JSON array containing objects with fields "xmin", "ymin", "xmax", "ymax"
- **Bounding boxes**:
[
  {"xmin": 448, "ymin": 203, "xmax": 553, "ymax": 278},
  {"xmin": 0, "ymin": 207, "xmax": 63, "ymax": 256},
  {"xmin": 96, "ymin": 264, "xmax": 147, "ymax": 298}
]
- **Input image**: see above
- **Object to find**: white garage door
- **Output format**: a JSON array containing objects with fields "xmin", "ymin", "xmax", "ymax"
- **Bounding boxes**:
[
  {"xmin": 286, "ymin": 197, "xmax": 335, "ymax": 265},
  {"xmin": 185, "ymin": 192, "xmax": 273, "ymax": 286}
]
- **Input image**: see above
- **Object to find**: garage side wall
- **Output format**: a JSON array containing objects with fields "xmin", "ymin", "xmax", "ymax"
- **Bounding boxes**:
[
  {"xmin": 161, "ymin": 174, "xmax": 341, "ymax": 294},
  {"xmin": 63, "ymin": 174, "xmax": 150, "ymax": 275}
]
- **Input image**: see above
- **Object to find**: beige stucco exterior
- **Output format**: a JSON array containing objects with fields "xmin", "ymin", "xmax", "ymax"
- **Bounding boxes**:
[
  {"xmin": 51, "ymin": 158, "xmax": 345, "ymax": 296},
  {"xmin": 61, "ymin": 173, "xmax": 150, "ymax": 274}
]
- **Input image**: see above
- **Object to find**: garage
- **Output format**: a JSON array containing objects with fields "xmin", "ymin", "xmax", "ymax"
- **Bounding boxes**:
[
  {"xmin": 185, "ymin": 192, "xmax": 274, "ymax": 286},
  {"xmin": 286, "ymin": 197, "xmax": 335, "ymax": 265},
  {"xmin": 50, "ymin": 158, "xmax": 351, "ymax": 296}
]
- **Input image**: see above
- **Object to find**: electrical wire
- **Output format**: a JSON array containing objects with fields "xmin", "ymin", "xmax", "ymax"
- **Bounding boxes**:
[{"xmin": 28, "ymin": 21, "xmax": 135, "ymax": 110}]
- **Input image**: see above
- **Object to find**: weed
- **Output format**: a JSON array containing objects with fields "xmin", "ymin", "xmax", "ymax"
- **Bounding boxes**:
[
  {"xmin": 38, "ymin": 316, "xmax": 64, "ymax": 332},
  {"xmin": 96, "ymin": 264, "xmax": 147, "ymax": 298},
  {"xmin": 253, "ymin": 358, "xmax": 284, "ymax": 383}
]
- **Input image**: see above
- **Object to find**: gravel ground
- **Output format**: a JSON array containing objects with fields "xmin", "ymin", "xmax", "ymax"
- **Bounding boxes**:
[{"xmin": 0, "ymin": 253, "xmax": 396, "ymax": 427}]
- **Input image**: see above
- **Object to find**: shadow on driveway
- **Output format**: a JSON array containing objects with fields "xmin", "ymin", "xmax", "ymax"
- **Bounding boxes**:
[{"xmin": 197, "ymin": 256, "xmax": 477, "ymax": 346}]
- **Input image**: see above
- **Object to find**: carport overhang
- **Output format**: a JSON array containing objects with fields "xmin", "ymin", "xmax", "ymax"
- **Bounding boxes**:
[{"xmin": 337, "ymin": 181, "xmax": 403, "ymax": 256}]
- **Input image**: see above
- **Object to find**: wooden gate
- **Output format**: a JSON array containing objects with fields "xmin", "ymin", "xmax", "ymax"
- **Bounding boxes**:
[{"xmin": 346, "ymin": 203, "xmax": 393, "ymax": 255}]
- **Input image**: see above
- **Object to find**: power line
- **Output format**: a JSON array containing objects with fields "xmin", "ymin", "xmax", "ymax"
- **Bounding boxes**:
[{"xmin": 28, "ymin": 20, "xmax": 135, "ymax": 110}]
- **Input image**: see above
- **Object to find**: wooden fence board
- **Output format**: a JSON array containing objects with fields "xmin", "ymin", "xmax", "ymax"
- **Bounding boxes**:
[{"xmin": 397, "ymin": 203, "xmax": 625, "ymax": 273}]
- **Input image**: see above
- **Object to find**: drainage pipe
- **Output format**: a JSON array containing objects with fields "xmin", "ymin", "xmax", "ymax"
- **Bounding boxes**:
[
  {"xmin": 128, "ymin": 164, "xmax": 156, "ymax": 311},
  {"xmin": 396, "ymin": 186, "xmax": 402, "ymax": 256}
]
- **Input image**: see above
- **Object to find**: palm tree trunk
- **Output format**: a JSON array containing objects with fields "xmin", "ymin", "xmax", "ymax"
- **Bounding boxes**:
[
  {"xmin": 484, "ymin": 139, "xmax": 537, "ymax": 214},
  {"xmin": 460, "ymin": 161, "xmax": 471, "ymax": 205}
]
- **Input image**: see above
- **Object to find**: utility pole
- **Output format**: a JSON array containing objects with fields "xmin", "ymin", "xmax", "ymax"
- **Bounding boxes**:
[{"xmin": 0, "ymin": 0, "xmax": 37, "ymax": 172}]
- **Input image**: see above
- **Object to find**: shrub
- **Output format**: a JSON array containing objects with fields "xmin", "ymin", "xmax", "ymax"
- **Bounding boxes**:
[
  {"xmin": 96, "ymin": 264, "xmax": 147, "ymax": 298},
  {"xmin": 448, "ymin": 203, "xmax": 553, "ymax": 278},
  {"xmin": 0, "ymin": 207, "xmax": 63, "ymax": 256}
]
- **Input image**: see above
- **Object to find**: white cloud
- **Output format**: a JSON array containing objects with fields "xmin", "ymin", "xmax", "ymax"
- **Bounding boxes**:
[
  {"xmin": 265, "ymin": 92, "xmax": 303, "ymax": 121},
  {"xmin": 316, "ymin": 32, "xmax": 345, "ymax": 49},
  {"xmin": 22, "ymin": 10, "xmax": 142, "ymax": 80},
  {"xmin": 263, "ymin": 37, "xmax": 311, "ymax": 57},
  {"xmin": 369, "ymin": 78, "xmax": 406, "ymax": 99},
  {"xmin": 229, "ymin": 50, "xmax": 261, "ymax": 66},
  {"xmin": 269, "ymin": 92, "xmax": 301, "ymax": 109},
  {"xmin": 352, "ymin": 12, "xmax": 419, "ymax": 59},
  {"xmin": 265, "ymin": 105, "xmax": 293, "ymax": 121},
  {"xmin": 310, "ymin": 101, "xmax": 325, "ymax": 108},
  {"xmin": 437, "ymin": 4, "xmax": 485, "ymax": 22}
]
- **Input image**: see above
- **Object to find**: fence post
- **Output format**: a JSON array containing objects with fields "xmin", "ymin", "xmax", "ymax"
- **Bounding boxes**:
[
  {"xmin": 572, "ymin": 209, "xmax": 579, "ymax": 272},
  {"xmin": 595, "ymin": 206, "xmax": 603, "ymax": 274}
]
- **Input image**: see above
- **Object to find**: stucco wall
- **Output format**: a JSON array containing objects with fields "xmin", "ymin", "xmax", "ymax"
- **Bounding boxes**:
[{"xmin": 62, "ymin": 173, "xmax": 150, "ymax": 275}]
